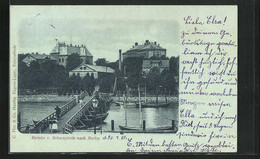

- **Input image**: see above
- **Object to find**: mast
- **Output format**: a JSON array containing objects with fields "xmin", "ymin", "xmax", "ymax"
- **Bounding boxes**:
[
  {"xmin": 145, "ymin": 85, "xmax": 147, "ymax": 103},
  {"xmin": 124, "ymin": 65, "xmax": 127, "ymax": 126},
  {"xmin": 138, "ymin": 84, "xmax": 142, "ymax": 127},
  {"xmin": 124, "ymin": 89, "xmax": 127, "ymax": 126}
]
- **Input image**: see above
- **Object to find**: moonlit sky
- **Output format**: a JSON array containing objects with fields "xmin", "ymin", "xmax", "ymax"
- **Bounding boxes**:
[{"xmin": 16, "ymin": 6, "xmax": 180, "ymax": 62}]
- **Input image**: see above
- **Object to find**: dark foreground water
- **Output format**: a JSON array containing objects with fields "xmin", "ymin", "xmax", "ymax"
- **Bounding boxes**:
[
  {"xmin": 18, "ymin": 102, "xmax": 66, "ymax": 127},
  {"xmin": 18, "ymin": 101, "xmax": 179, "ymax": 131}
]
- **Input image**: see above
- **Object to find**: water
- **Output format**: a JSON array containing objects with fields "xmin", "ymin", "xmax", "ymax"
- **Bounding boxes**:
[
  {"xmin": 18, "ymin": 102, "xmax": 67, "ymax": 127},
  {"xmin": 18, "ymin": 101, "xmax": 179, "ymax": 131},
  {"xmin": 101, "ymin": 102, "xmax": 179, "ymax": 131}
]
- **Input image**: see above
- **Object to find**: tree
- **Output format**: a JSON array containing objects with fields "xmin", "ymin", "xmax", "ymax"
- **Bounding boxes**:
[
  {"xmin": 66, "ymin": 53, "xmax": 82, "ymax": 71},
  {"xmin": 122, "ymin": 57, "xmax": 144, "ymax": 89},
  {"xmin": 89, "ymin": 73, "xmax": 96, "ymax": 93},
  {"xmin": 95, "ymin": 58, "xmax": 108, "ymax": 66},
  {"xmin": 169, "ymin": 56, "xmax": 179, "ymax": 76},
  {"xmin": 18, "ymin": 61, "xmax": 29, "ymax": 90},
  {"xmin": 97, "ymin": 73, "xmax": 114, "ymax": 93},
  {"xmin": 160, "ymin": 69, "xmax": 178, "ymax": 99},
  {"xmin": 146, "ymin": 67, "xmax": 161, "ymax": 103}
]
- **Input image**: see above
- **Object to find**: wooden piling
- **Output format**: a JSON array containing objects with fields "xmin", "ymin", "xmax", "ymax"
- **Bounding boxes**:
[
  {"xmin": 111, "ymin": 120, "xmax": 114, "ymax": 130},
  {"xmin": 143, "ymin": 120, "xmax": 146, "ymax": 130},
  {"xmin": 172, "ymin": 120, "xmax": 175, "ymax": 129},
  {"xmin": 94, "ymin": 123, "xmax": 96, "ymax": 134}
]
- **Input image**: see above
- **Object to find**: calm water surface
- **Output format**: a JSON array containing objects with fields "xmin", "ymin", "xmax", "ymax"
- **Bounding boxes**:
[
  {"xmin": 18, "ymin": 102, "xmax": 66, "ymax": 127},
  {"xmin": 18, "ymin": 101, "xmax": 179, "ymax": 131},
  {"xmin": 102, "ymin": 102, "xmax": 179, "ymax": 131}
]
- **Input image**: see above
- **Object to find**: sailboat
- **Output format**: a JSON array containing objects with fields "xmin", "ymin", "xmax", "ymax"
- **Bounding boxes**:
[{"xmin": 119, "ymin": 84, "xmax": 174, "ymax": 131}]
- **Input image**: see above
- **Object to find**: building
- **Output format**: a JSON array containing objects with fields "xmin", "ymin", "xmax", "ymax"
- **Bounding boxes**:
[
  {"xmin": 22, "ymin": 52, "xmax": 58, "ymax": 66},
  {"xmin": 121, "ymin": 40, "xmax": 169, "ymax": 75},
  {"xmin": 122, "ymin": 40, "xmax": 167, "ymax": 60},
  {"xmin": 69, "ymin": 63, "xmax": 115, "ymax": 79},
  {"xmin": 50, "ymin": 40, "xmax": 93, "ymax": 67},
  {"xmin": 142, "ymin": 60, "xmax": 169, "ymax": 74}
]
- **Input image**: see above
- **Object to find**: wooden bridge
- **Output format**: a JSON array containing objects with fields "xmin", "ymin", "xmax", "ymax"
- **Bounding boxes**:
[
  {"xmin": 23, "ymin": 91, "xmax": 91, "ymax": 134},
  {"xmin": 64, "ymin": 95, "xmax": 95, "ymax": 134}
]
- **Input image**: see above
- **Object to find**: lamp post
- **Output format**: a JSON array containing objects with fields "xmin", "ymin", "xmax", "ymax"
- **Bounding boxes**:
[{"xmin": 92, "ymin": 98, "xmax": 98, "ymax": 134}]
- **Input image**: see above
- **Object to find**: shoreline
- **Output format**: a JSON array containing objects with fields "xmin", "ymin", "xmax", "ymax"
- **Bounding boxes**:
[
  {"xmin": 111, "ymin": 96, "xmax": 179, "ymax": 103},
  {"xmin": 18, "ymin": 95, "xmax": 74, "ymax": 103}
]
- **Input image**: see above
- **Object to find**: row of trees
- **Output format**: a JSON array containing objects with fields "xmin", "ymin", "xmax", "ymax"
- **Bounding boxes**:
[
  {"xmin": 18, "ymin": 52, "xmax": 179, "ymax": 96},
  {"xmin": 18, "ymin": 53, "xmax": 93, "ymax": 95},
  {"xmin": 94, "ymin": 56, "xmax": 179, "ymax": 96}
]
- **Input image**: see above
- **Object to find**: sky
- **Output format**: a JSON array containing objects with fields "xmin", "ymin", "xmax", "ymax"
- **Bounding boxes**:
[{"xmin": 14, "ymin": 6, "xmax": 180, "ymax": 62}]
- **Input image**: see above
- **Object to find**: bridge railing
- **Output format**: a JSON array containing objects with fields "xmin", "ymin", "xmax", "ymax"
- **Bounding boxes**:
[
  {"xmin": 64, "ymin": 95, "xmax": 95, "ymax": 134},
  {"xmin": 32, "ymin": 97, "xmax": 77, "ymax": 133},
  {"xmin": 79, "ymin": 91, "xmax": 87, "ymax": 100}
]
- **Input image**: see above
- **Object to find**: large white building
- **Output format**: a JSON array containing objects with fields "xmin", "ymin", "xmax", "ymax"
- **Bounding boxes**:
[{"xmin": 69, "ymin": 63, "xmax": 115, "ymax": 79}]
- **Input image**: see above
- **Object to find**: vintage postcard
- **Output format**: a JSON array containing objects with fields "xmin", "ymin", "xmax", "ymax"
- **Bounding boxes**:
[{"xmin": 10, "ymin": 5, "xmax": 237, "ymax": 153}]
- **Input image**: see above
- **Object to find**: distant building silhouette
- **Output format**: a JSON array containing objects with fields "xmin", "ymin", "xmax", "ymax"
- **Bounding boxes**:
[
  {"xmin": 50, "ymin": 40, "xmax": 93, "ymax": 67},
  {"xmin": 22, "ymin": 52, "xmax": 57, "ymax": 66},
  {"xmin": 122, "ymin": 40, "xmax": 167, "ymax": 59},
  {"xmin": 122, "ymin": 40, "xmax": 169, "ymax": 75}
]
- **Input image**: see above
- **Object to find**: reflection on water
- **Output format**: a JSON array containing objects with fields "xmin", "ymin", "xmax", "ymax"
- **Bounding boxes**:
[
  {"xmin": 102, "ymin": 102, "xmax": 179, "ymax": 131},
  {"xmin": 18, "ymin": 102, "xmax": 66, "ymax": 127}
]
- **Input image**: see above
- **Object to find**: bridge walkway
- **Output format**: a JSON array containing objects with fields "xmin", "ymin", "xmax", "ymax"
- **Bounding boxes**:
[{"xmin": 42, "ymin": 96, "xmax": 92, "ymax": 134}]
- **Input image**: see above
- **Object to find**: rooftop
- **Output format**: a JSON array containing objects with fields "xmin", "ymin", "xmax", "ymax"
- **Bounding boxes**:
[
  {"xmin": 30, "ymin": 53, "xmax": 48, "ymax": 60},
  {"xmin": 51, "ymin": 42, "xmax": 93, "ymax": 57},
  {"xmin": 125, "ymin": 40, "xmax": 166, "ymax": 53},
  {"xmin": 71, "ymin": 63, "xmax": 115, "ymax": 73}
]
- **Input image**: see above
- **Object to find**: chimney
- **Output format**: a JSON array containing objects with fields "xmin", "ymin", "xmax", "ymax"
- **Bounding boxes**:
[
  {"xmin": 36, "ymin": 52, "xmax": 38, "ymax": 55},
  {"xmin": 119, "ymin": 50, "xmax": 122, "ymax": 71},
  {"xmin": 135, "ymin": 42, "xmax": 138, "ymax": 46}
]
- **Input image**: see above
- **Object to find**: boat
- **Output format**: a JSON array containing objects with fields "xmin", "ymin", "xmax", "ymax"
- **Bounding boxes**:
[
  {"xmin": 135, "ymin": 102, "xmax": 171, "ymax": 108},
  {"xmin": 93, "ymin": 113, "xmax": 109, "ymax": 121},
  {"xmin": 115, "ymin": 101, "xmax": 136, "ymax": 107},
  {"xmin": 119, "ymin": 84, "xmax": 174, "ymax": 131}
]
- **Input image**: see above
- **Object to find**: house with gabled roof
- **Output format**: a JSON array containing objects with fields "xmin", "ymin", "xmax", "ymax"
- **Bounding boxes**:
[
  {"xmin": 22, "ymin": 52, "xmax": 56, "ymax": 66},
  {"xmin": 69, "ymin": 63, "xmax": 115, "ymax": 78}
]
